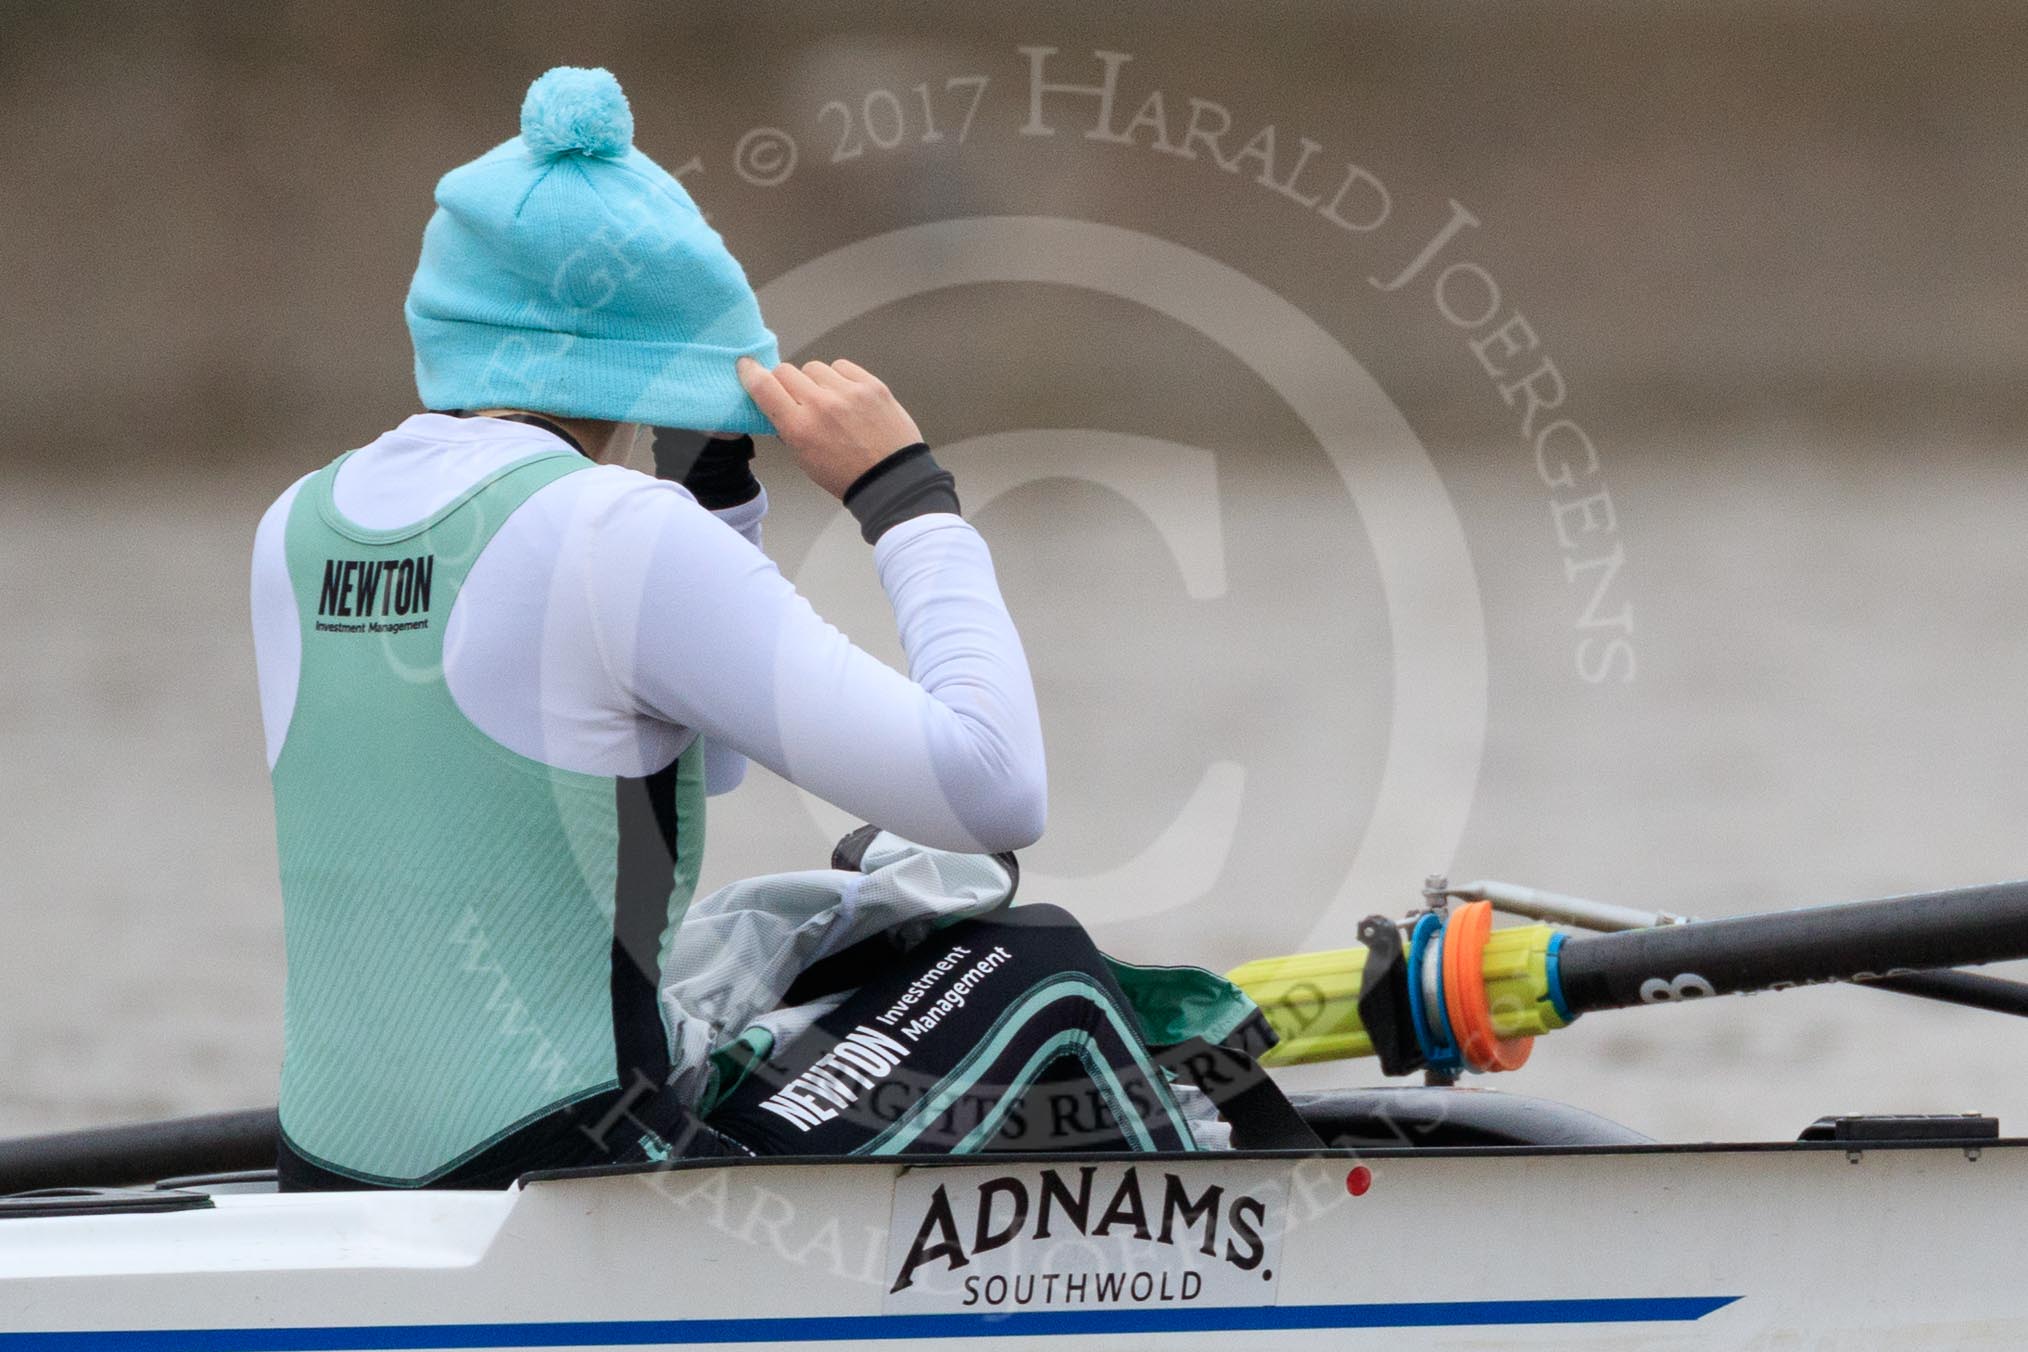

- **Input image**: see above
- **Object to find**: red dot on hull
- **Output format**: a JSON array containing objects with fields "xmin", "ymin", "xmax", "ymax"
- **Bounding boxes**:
[{"xmin": 1346, "ymin": 1166, "xmax": 1373, "ymax": 1197}]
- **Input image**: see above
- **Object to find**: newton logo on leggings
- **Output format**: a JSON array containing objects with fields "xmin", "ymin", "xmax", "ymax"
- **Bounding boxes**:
[{"xmin": 756, "ymin": 1025, "xmax": 913, "ymax": 1131}]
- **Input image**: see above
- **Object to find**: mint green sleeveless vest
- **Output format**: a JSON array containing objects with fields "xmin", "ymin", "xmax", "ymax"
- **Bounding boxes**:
[{"xmin": 271, "ymin": 448, "xmax": 705, "ymax": 1185}]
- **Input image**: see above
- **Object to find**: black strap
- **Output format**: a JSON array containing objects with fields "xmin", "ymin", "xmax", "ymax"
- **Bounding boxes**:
[{"xmin": 1159, "ymin": 1031, "xmax": 1324, "ymax": 1151}]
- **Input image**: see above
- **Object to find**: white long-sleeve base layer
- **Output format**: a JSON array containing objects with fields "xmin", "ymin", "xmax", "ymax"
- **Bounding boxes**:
[{"xmin": 249, "ymin": 414, "xmax": 1047, "ymax": 854}]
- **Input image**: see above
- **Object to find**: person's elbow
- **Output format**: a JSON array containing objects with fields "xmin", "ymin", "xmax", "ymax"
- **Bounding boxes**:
[
  {"xmin": 915, "ymin": 699, "xmax": 1048, "ymax": 852},
  {"xmin": 959, "ymin": 763, "xmax": 1048, "ymax": 854},
  {"xmin": 991, "ymin": 776, "xmax": 1049, "ymax": 853}
]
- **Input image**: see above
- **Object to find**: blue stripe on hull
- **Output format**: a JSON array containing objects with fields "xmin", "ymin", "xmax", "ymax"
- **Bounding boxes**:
[{"xmin": 0, "ymin": 1296, "xmax": 1739, "ymax": 1349}]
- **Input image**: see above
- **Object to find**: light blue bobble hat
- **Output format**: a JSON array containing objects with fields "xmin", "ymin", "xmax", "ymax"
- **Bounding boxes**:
[{"xmin": 405, "ymin": 67, "xmax": 779, "ymax": 434}]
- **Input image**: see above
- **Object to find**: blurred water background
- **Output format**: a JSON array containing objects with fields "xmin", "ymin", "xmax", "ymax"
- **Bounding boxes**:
[{"xmin": 3, "ymin": 1, "xmax": 2026, "ymax": 1142}]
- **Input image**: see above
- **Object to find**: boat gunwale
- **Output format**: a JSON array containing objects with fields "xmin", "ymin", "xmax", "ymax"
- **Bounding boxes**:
[{"xmin": 514, "ymin": 1133, "xmax": 2028, "ymax": 1187}]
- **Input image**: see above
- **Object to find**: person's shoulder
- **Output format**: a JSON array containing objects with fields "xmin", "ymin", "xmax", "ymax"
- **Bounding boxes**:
[
  {"xmin": 523, "ymin": 462, "xmax": 733, "ymax": 561},
  {"xmin": 572, "ymin": 461, "xmax": 693, "ymax": 499},
  {"xmin": 556, "ymin": 462, "xmax": 714, "ymax": 526},
  {"xmin": 253, "ymin": 471, "xmax": 318, "ymax": 546}
]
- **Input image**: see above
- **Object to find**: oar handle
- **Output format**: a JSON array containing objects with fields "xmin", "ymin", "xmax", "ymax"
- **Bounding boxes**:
[{"xmin": 1553, "ymin": 879, "xmax": 2028, "ymax": 1015}]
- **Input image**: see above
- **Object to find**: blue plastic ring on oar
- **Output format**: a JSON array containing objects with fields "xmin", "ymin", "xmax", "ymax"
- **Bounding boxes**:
[
  {"xmin": 1406, "ymin": 910, "xmax": 1462, "ymax": 1072},
  {"xmin": 1545, "ymin": 930, "xmax": 1575, "ymax": 1024}
]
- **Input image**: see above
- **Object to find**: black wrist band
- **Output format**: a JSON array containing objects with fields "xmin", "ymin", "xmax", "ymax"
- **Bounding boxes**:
[
  {"xmin": 843, "ymin": 443, "xmax": 960, "ymax": 544},
  {"xmin": 653, "ymin": 429, "xmax": 761, "ymax": 509}
]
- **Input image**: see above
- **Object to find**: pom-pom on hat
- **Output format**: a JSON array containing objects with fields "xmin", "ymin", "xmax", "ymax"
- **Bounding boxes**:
[
  {"xmin": 405, "ymin": 67, "xmax": 779, "ymax": 435},
  {"xmin": 519, "ymin": 66, "xmax": 635, "ymax": 159}
]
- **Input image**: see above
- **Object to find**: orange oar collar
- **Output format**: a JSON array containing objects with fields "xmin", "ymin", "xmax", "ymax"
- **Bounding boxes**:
[{"xmin": 1442, "ymin": 900, "xmax": 1534, "ymax": 1072}]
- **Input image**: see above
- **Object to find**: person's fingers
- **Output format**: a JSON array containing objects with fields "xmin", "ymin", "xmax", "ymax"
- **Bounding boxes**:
[
  {"xmin": 736, "ymin": 357, "xmax": 799, "ymax": 425},
  {"xmin": 801, "ymin": 360, "xmax": 853, "ymax": 392},
  {"xmin": 772, "ymin": 361, "xmax": 826, "ymax": 405},
  {"xmin": 830, "ymin": 358, "xmax": 884, "ymax": 388}
]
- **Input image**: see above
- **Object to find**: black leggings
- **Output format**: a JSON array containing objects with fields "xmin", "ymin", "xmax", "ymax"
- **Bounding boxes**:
[
  {"xmin": 708, "ymin": 904, "xmax": 1197, "ymax": 1156},
  {"xmin": 278, "ymin": 905, "xmax": 1192, "ymax": 1190}
]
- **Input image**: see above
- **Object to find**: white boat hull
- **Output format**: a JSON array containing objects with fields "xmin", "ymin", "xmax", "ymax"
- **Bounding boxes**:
[{"xmin": 0, "ymin": 1141, "xmax": 2017, "ymax": 1349}]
